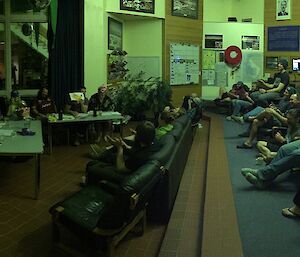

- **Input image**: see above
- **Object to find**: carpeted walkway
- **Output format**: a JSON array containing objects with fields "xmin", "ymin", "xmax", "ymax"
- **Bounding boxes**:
[{"xmin": 223, "ymin": 118, "xmax": 300, "ymax": 257}]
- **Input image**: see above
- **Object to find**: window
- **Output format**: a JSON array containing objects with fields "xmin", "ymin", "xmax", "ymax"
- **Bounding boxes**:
[
  {"xmin": 0, "ymin": 23, "xmax": 4, "ymax": 90},
  {"xmin": 11, "ymin": 22, "xmax": 48, "ymax": 89},
  {"xmin": 0, "ymin": 0, "xmax": 48, "ymax": 94}
]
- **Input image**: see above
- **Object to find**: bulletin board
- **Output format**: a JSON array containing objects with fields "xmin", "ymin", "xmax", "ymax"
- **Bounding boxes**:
[{"xmin": 170, "ymin": 43, "xmax": 200, "ymax": 85}]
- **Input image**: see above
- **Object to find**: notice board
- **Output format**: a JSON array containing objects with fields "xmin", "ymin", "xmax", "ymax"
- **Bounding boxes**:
[
  {"xmin": 268, "ymin": 26, "xmax": 300, "ymax": 51},
  {"xmin": 170, "ymin": 43, "xmax": 200, "ymax": 85}
]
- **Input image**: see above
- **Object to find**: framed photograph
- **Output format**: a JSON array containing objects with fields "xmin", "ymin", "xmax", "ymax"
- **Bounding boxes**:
[
  {"xmin": 205, "ymin": 35, "xmax": 223, "ymax": 49},
  {"xmin": 108, "ymin": 17, "xmax": 123, "ymax": 50},
  {"xmin": 265, "ymin": 56, "xmax": 278, "ymax": 69},
  {"xmin": 276, "ymin": 0, "xmax": 291, "ymax": 20},
  {"xmin": 120, "ymin": 0, "xmax": 155, "ymax": 14},
  {"xmin": 172, "ymin": 0, "xmax": 198, "ymax": 19},
  {"xmin": 241, "ymin": 36, "xmax": 260, "ymax": 50}
]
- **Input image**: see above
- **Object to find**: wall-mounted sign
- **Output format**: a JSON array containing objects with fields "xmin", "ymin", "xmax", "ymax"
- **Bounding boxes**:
[
  {"xmin": 120, "ymin": 0, "xmax": 155, "ymax": 14},
  {"xmin": 268, "ymin": 26, "xmax": 299, "ymax": 51}
]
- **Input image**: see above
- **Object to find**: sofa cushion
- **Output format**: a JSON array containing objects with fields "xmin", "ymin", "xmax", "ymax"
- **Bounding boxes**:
[
  {"xmin": 170, "ymin": 122, "xmax": 183, "ymax": 141},
  {"xmin": 174, "ymin": 114, "xmax": 191, "ymax": 125},
  {"xmin": 148, "ymin": 135, "xmax": 176, "ymax": 165}
]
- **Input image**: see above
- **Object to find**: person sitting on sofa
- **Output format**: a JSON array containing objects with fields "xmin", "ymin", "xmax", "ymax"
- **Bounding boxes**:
[
  {"xmin": 89, "ymin": 109, "xmax": 175, "ymax": 158},
  {"xmin": 256, "ymin": 108, "xmax": 300, "ymax": 162},
  {"xmin": 237, "ymin": 93, "xmax": 300, "ymax": 149},
  {"xmin": 84, "ymin": 121, "xmax": 161, "ymax": 185}
]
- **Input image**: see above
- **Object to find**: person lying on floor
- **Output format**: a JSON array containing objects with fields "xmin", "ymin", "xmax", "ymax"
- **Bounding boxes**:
[
  {"xmin": 241, "ymin": 139, "xmax": 300, "ymax": 188},
  {"xmin": 241, "ymin": 86, "xmax": 296, "ymax": 124},
  {"xmin": 214, "ymin": 81, "xmax": 250, "ymax": 103},
  {"xmin": 256, "ymin": 108, "xmax": 300, "ymax": 163},
  {"xmin": 237, "ymin": 93, "xmax": 300, "ymax": 149},
  {"xmin": 83, "ymin": 121, "xmax": 161, "ymax": 185},
  {"xmin": 89, "ymin": 109, "xmax": 176, "ymax": 158},
  {"xmin": 282, "ymin": 189, "xmax": 300, "ymax": 218}
]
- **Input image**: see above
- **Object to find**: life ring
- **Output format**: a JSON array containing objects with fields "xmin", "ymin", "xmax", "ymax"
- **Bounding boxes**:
[{"xmin": 225, "ymin": 46, "xmax": 242, "ymax": 66}]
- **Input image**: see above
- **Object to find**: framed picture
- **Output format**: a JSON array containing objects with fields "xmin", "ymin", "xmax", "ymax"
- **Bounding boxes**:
[
  {"xmin": 204, "ymin": 35, "xmax": 223, "ymax": 49},
  {"xmin": 120, "ymin": 0, "xmax": 155, "ymax": 14},
  {"xmin": 265, "ymin": 56, "xmax": 278, "ymax": 69},
  {"xmin": 276, "ymin": 0, "xmax": 291, "ymax": 20},
  {"xmin": 172, "ymin": 0, "xmax": 198, "ymax": 19},
  {"xmin": 108, "ymin": 17, "xmax": 123, "ymax": 50},
  {"xmin": 241, "ymin": 36, "xmax": 260, "ymax": 50}
]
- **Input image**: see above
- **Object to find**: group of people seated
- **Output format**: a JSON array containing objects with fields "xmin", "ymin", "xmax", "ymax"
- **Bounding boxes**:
[{"xmin": 217, "ymin": 59, "xmax": 300, "ymax": 218}]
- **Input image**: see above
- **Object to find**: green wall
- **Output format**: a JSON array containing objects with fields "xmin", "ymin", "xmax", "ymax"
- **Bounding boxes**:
[
  {"xmin": 124, "ymin": 19, "xmax": 163, "ymax": 77},
  {"xmin": 84, "ymin": 0, "xmax": 107, "ymax": 96}
]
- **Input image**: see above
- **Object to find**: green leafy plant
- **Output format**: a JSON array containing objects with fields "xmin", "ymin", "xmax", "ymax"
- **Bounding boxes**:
[{"xmin": 113, "ymin": 72, "xmax": 172, "ymax": 118}]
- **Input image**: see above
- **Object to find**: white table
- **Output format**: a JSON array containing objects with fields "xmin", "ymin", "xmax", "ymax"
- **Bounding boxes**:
[
  {"xmin": 0, "ymin": 120, "xmax": 44, "ymax": 199},
  {"xmin": 47, "ymin": 111, "xmax": 124, "ymax": 154}
]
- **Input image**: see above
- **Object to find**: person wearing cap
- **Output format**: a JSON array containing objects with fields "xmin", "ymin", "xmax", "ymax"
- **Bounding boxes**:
[{"xmin": 250, "ymin": 59, "xmax": 290, "ymax": 107}]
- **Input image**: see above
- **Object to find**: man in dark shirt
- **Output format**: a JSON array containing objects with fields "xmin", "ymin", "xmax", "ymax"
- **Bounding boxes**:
[
  {"xmin": 32, "ymin": 86, "xmax": 56, "ymax": 120},
  {"xmin": 84, "ymin": 121, "xmax": 161, "ymax": 184},
  {"xmin": 250, "ymin": 59, "xmax": 290, "ymax": 107}
]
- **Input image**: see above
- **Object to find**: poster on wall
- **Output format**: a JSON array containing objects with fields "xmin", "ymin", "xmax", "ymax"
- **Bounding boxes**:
[
  {"xmin": 241, "ymin": 36, "xmax": 260, "ymax": 50},
  {"xmin": 172, "ymin": 0, "xmax": 198, "ymax": 19},
  {"xmin": 120, "ymin": 0, "xmax": 155, "ymax": 14},
  {"xmin": 205, "ymin": 35, "xmax": 223, "ymax": 49},
  {"xmin": 170, "ymin": 43, "xmax": 199, "ymax": 85},
  {"xmin": 276, "ymin": 0, "xmax": 291, "ymax": 20},
  {"xmin": 265, "ymin": 56, "xmax": 279, "ymax": 69},
  {"xmin": 108, "ymin": 17, "xmax": 123, "ymax": 50},
  {"xmin": 268, "ymin": 26, "xmax": 299, "ymax": 51}
]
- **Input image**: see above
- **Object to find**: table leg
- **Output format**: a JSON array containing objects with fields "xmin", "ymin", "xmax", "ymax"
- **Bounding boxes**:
[
  {"xmin": 34, "ymin": 154, "xmax": 41, "ymax": 199},
  {"xmin": 48, "ymin": 123, "xmax": 53, "ymax": 155}
]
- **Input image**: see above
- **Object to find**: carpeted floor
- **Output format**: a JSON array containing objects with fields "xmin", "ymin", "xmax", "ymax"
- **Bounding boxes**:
[{"xmin": 223, "ymin": 118, "xmax": 300, "ymax": 257}]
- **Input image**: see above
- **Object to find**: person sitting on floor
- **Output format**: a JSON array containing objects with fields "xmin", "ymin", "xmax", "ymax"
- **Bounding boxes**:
[
  {"xmin": 282, "ymin": 189, "xmax": 300, "ymax": 218},
  {"xmin": 225, "ymin": 81, "xmax": 254, "ymax": 124},
  {"xmin": 65, "ymin": 86, "xmax": 89, "ymax": 146},
  {"xmin": 256, "ymin": 108, "xmax": 300, "ymax": 162},
  {"xmin": 31, "ymin": 86, "xmax": 56, "ymax": 121},
  {"xmin": 84, "ymin": 121, "xmax": 161, "ymax": 185},
  {"xmin": 182, "ymin": 93, "xmax": 203, "ymax": 125},
  {"xmin": 242, "ymin": 86, "xmax": 296, "ymax": 123},
  {"xmin": 250, "ymin": 59, "xmax": 290, "ymax": 107},
  {"xmin": 237, "ymin": 93, "xmax": 300, "ymax": 149},
  {"xmin": 241, "ymin": 139, "xmax": 300, "ymax": 188}
]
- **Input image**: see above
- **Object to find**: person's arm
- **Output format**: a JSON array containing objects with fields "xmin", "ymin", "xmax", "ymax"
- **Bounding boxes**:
[
  {"xmin": 106, "ymin": 136, "xmax": 130, "ymax": 173},
  {"xmin": 80, "ymin": 99, "xmax": 88, "ymax": 113},
  {"xmin": 265, "ymin": 108, "xmax": 287, "ymax": 125},
  {"xmin": 266, "ymin": 83, "xmax": 285, "ymax": 93},
  {"xmin": 31, "ymin": 103, "xmax": 47, "ymax": 119},
  {"xmin": 257, "ymin": 79, "xmax": 274, "ymax": 89},
  {"xmin": 64, "ymin": 104, "xmax": 78, "ymax": 117}
]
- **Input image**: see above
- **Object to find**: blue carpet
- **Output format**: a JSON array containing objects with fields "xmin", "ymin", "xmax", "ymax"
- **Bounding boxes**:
[{"xmin": 223, "ymin": 118, "xmax": 300, "ymax": 257}]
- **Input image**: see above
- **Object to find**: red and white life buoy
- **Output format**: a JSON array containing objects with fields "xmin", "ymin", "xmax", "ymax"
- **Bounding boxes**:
[{"xmin": 225, "ymin": 46, "xmax": 242, "ymax": 66}]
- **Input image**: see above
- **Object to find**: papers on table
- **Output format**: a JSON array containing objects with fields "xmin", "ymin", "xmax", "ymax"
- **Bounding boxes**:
[
  {"xmin": 0, "ymin": 129, "xmax": 14, "ymax": 136},
  {"xmin": 69, "ymin": 92, "xmax": 84, "ymax": 101}
]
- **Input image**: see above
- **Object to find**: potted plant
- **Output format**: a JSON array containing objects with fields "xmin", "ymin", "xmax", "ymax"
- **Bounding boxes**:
[{"xmin": 112, "ymin": 72, "xmax": 172, "ymax": 120}]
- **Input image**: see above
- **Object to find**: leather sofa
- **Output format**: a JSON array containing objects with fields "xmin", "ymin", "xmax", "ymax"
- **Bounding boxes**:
[{"xmin": 49, "ymin": 113, "xmax": 194, "ymax": 254}]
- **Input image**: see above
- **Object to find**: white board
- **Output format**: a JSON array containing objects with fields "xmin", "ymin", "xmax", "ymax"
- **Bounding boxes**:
[{"xmin": 170, "ymin": 43, "xmax": 200, "ymax": 85}]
